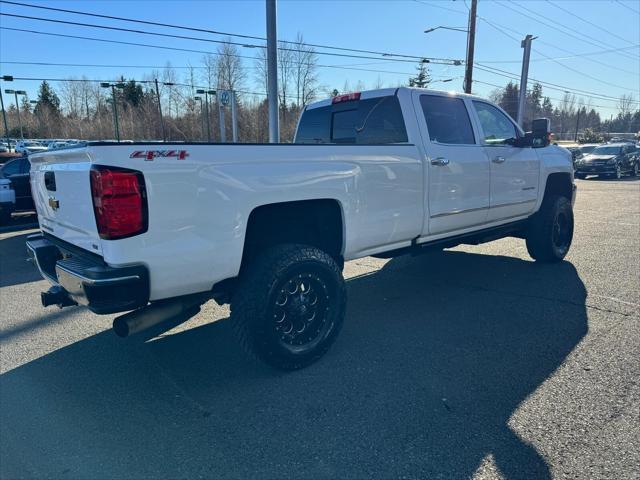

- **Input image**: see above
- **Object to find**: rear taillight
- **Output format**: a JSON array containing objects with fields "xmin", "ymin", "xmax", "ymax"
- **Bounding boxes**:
[{"xmin": 90, "ymin": 166, "xmax": 147, "ymax": 240}]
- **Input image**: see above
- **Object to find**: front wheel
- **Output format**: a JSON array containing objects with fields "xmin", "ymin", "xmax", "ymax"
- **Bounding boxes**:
[
  {"xmin": 231, "ymin": 244, "xmax": 346, "ymax": 370},
  {"xmin": 526, "ymin": 195, "xmax": 574, "ymax": 263},
  {"xmin": 632, "ymin": 163, "xmax": 639, "ymax": 178}
]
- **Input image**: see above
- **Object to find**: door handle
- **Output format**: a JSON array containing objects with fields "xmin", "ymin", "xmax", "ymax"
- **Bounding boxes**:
[
  {"xmin": 430, "ymin": 157, "xmax": 450, "ymax": 166},
  {"xmin": 492, "ymin": 156, "xmax": 506, "ymax": 164}
]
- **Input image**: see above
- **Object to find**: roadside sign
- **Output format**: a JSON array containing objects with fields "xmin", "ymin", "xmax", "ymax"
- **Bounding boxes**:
[{"xmin": 219, "ymin": 90, "xmax": 231, "ymax": 107}]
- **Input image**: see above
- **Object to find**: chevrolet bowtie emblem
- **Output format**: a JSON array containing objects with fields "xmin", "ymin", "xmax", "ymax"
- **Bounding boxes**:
[{"xmin": 48, "ymin": 197, "xmax": 60, "ymax": 210}]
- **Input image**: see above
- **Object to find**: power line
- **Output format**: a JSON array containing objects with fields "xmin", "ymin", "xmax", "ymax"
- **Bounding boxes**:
[
  {"xmin": 0, "ymin": 0, "xmax": 458, "ymax": 63},
  {"xmin": 494, "ymin": 0, "xmax": 639, "ymax": 61},
  {"xmin": 412, "ymin": 0, "xmax": 640, "ymax": 77},
  {"xmin": 474, "ymin": 63, "xmax": 640, "ymax": 104},
  {"xmin": 0, "ymin": 75, "xmax": 268, "ymax": 97},
  {"xmin": 1, "ymin": 59, "xmax": 452, "ymax": 79},
  {"xmin": 544, "ymin": 0, "xmax": 637, "ymax": 47},
  {"xmin": 614, "ymin": 0, "xmax": 640, "ymax": 15},
  {"xmin": 473, "ymin": 79, "xmax": 622, "ymax": 111},
  {"xmin": 475, "ymin": 13, "xmax": 639, "ymax": 77},
  {"xmin": 0, "ymin": 26, "xmax": 431, "ymax": 68},
  {"xmin": 0, "ymin": 12, "xmax": 454, "ymax": 65}
]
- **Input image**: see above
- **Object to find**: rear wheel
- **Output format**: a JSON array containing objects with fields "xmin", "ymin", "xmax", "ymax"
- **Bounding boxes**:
[
  {"xmin": 231, "ymin": 244, "xmax": 346, "ymax": 370},
  {"xmin": 526, "ymin": 195, "xmax": 574, "ymax": 263}
]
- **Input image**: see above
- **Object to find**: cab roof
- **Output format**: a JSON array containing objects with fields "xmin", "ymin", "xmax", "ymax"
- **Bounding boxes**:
[{"xmin": 305, "ymin": 87, "xmax": 486, "ymax": 111}]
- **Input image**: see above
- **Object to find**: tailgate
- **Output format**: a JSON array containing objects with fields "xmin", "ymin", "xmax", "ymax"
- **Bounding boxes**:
[{"xmin": 29, "ymin": 147, "xmax": 102, "ymax": 255}]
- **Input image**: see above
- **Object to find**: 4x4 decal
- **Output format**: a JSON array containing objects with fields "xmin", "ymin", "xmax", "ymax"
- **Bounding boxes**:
[{"xmin": 130, "ymin": 150, "xmax": 189, "ymax": 161}]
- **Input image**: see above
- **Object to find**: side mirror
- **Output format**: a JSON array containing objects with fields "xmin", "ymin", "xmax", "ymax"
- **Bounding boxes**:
[
  {"xmin": 530, "ymin": 118, "xmax": 551, "ymax": 148},
  {"xmin": 532, "ymin": 118, "xmax": 550, "ymax": 137}
]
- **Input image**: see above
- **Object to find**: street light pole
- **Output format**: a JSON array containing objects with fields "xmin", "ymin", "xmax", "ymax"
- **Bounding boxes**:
[
  {"xmin": 0, "ymin": 89, "xmax": 9, "ymax": 146},
  {"xmin": 14, "ymin": 90, "xmax": 23, "ymax": 140},
  {"xmin": 196, "ymin": 89, "xmax": 213, "ymax": 142},
  {"xmin": 266, "ymin": 0, "xmax": 279, "ymax": 143},
  {"xmin": 194, "ymin": 96, "xmax": 205, "ymax": 141},
  {"xmin": 154, "ymin": 78, "xmax": 167, "ymax": 142},
  {"xmin": 100, "ymin": 82, "xmax": 122, "ymax": 141},
  {"xmin": 5, "ymin": 89, "xmax": 26, "ymax": 140},
  {"xmin": 0, "ymin": 76, "xmax": 14, "ymax": 146},
  {"xmin": 517, "ymin": 34, "xmax": 535, "ymax": 128},
  {"xmin": 111, "ymin": 86, "xmax": 120, "ymax": 142}
]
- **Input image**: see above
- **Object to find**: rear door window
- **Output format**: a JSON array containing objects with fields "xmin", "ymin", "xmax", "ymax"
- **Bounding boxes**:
[
  {"xmin": 295, "ymin": 95, "xmax": 408, "ymax": 144},
  {"xmin": 420, "ymin": 95, "xmax": 475, "ymax": 145}
]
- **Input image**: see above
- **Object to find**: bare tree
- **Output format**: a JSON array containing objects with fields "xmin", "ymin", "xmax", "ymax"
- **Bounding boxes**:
[
  {"xmin": 216, "ymin": 40, "xmax": 246, "ymax": 94},
  {"xmin": 291, "ymin": 33, "xmax": 319, "ymax": 107},
  {"xmin": 618, "ymin": 94, "xmax": 634, "ymax": 117}
]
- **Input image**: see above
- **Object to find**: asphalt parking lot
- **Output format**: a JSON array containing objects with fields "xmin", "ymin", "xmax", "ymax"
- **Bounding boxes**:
[{"xmin": 1, "ymin": 178, "xmax": 638, "ymax": 480}]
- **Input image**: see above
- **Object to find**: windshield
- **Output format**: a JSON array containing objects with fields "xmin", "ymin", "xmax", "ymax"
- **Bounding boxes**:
[
  {"xmin": 591, "ymin": 146, "xmax": 621, "ymax": 155},
  {"xmin": 580, "ymin": 146, "xmax": 596, "ymax": 154},
  {"xmin": 24, "ymin": 142, "xmax": 43, "ymax": 147}
]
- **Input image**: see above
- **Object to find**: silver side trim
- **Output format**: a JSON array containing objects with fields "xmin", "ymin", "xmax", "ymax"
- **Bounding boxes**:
[
  {"xmin": 430, "ymin": 206, "xmax": 489, "ymax": 219},
  {"xmin": 492, "ymin": 198, "xmax": 536, "ymax": 208},
  {"xmin": 430, "ymin": 198, "xmax": 536, "ymax": 219}
]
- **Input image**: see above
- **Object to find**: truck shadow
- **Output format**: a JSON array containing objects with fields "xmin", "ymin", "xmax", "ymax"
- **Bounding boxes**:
[
  {"xmin": 0, "ymin": 250, "xmax": 587, "ymax": 479},
  {"xmin": 0, "ymin": 232, "xmax": 43, "ymax": 288}
]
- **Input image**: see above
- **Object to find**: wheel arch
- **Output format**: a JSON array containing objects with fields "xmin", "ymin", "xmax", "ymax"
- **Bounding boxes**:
[
  {"xmin": 543, "ymin": 172, "xmax": 573, "ymax": 201},
  {"xmin": 240, "ymin": 198, "xmax": 346, "ymax": 272}
]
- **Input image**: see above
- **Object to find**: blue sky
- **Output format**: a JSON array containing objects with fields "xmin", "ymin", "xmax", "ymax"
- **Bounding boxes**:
[{"xmin": 1, "ymin": 0, "xmax": 638, "ymax": 117}]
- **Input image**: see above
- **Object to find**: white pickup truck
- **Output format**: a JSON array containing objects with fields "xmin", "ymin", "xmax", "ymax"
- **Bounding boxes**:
[{"xmin": 26, "ymin": 87, "xmax": 575, "ymax": 369}]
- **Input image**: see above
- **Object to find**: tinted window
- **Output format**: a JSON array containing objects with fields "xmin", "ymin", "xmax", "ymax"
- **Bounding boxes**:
[
  {"xmin": 295, "ymin": 95, "xmax": 408, "ymax": 144},
  {"xmin": 420, "ymin": 95, "xmax": 475, "ymax": 145},
  {"xmin": 473, "ymin": 101, "xmax": 517, "ymax": 145},
  {"xmin": 294, "ymin": 106, "xmax": 331, "ymax": 144},
  {"xmin": 2, "ymin": 159, "xmax": 21, "ymax": 176},
  {"xmin": 20, "ymin": 158, "xmax": 30, "ymax": 174}
]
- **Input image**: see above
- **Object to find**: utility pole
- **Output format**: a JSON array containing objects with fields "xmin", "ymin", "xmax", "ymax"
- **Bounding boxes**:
[
  {"xmin": 154, "ymin": 79, "xmax": 167, "ymax": 142},
  {"xmin": 517, "ymin": 34, "xmax": 535, "ymax": 128},
  {"xmin": 266, "ymin": 0, "xmax": 279, "ymax": 142},
  {"xmin": 463, "ymin": 0, "xmax": 477, "ymax": 94},
  {"xmin": 574, "ymin": 108, "xmax": 581, "ymax": 142}
]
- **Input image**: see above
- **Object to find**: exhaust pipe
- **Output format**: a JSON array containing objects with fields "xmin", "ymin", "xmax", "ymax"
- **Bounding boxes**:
[{"xmin": 113, "ymin": 292, "xmax": 211, "ymax": 338}]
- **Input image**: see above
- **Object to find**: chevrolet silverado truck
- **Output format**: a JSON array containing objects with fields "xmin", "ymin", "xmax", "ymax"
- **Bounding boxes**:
[{"xmin": 26, "ymin": 87, "xmax": 576, "ymax": 369}]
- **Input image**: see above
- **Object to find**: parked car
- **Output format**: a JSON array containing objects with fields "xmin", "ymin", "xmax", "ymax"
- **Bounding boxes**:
[
  {"xmin": 574, "ymin": 143, "xmax": 639, "ymax": 179},
  {"xmin": 15, "ymin": 141, "xmax": 47, "ymax": 155},
  {"xmin": 26, "ymin": 87, "xmax": 575, "ymax": 370},
  {"xmin": 48, "ymin": 141, "xmax": 71, "ymax": 150},
  {"xmin": 0, "ymin": 142, "xmax": 9, "ymax": 153},
  {"xmin": 0, "ymin": 156, "xmax": 34, "ymax": 211},
  {"xmin": 0, "ymin": 176, "xmax": 15, "ymax": 224}
]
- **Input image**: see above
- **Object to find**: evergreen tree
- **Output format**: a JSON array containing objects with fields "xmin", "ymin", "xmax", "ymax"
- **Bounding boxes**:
[
  {"xmin": 34, "ymin": 80, "xmax": 61, "ymax": 117},
  {"xmin": 499, "ymin": 82, "xmax": 519, "ymax": 120},
  {"xmin": 122, "ymin": 80, "xmax": 145, "ymax": 108},
  {"xmin": 408, "ymin": 62, "xmax": 431, "ymax": 88}
]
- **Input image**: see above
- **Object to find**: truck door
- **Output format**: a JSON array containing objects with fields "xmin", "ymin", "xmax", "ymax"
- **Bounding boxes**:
[
  {"xmin": 412, "ymin": 91, "xmax": 490, "ymax": 236},
  {"xmin": 470, "ymin": 100, "xmax": 539, "ymax": 222}
]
